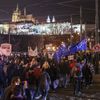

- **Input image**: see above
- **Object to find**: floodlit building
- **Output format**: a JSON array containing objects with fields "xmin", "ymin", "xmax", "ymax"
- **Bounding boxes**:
[
  {"xmin": 0, "ymin": 4, "xmax": 95, "ymax": 35},
  {"xmin": 12, "ymin": 4, "xmax": 35, "ymax": 23}
]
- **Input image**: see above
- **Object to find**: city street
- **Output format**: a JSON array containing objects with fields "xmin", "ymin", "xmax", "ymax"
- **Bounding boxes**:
[
  {"xmin": 47, "ymin": 75, "xmax": 100, "ymax": 100},
  {"xmin": 48, "ymin": 84, "xmax": 100, "ymax": 100},
  {"xmin": 0, "ymin": 0, "xmax": 99, "ymax": 100}
]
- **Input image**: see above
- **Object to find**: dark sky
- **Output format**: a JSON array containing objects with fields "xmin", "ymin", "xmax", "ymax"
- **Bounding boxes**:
[{"xmin": 0, "ymin": 0, "xmax": 99, "ymax": 23}]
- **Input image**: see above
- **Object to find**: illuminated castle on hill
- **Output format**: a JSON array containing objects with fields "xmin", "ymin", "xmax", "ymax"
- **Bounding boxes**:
[{"xmin": 12, "ymin": 4, "xmax": 35, "ymax": 23}]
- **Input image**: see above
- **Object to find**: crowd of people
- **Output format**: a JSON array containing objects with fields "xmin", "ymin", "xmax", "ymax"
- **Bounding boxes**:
[{"xmin": 0, "ymin": 51, "xmax": 97, "ymax": 100}]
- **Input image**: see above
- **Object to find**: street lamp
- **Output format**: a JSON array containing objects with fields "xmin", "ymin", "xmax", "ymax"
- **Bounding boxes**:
[
  {"xmin": 95, "ymin": 0, "xmax": 99, "ymax": 44},
  {"xmin": 70, "ymin": 15, "xmax": 73, "ymax": 45}
]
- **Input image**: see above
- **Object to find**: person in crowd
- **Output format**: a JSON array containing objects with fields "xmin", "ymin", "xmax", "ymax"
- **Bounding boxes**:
[
  {"xmin": 42, "ymin": 60, "xmax": 50, "ymax": 75},
  {"xmin": 42, "ymin": 60, "xmax": 50, "ymax": 70},
  {"xmin": 59, "ymin": 58, "xmax": 70, "ymax": 88},
  {"xmin": 26, "ymin": 58, "xmax": 42, "ymax": 100},
  {"xmin": 7, "ymin": 59, "xmax": 17, "ymax": 85},
  {"xmin": 40, "ymin": 68, "xmax": 51, "ymax": 100},
  {"xmin": 0, "ymin": 59, "xmax": 5, "ymax": 98},
  {"xmin": 82, "ymin": 62, "xmax": 92, "ymax": 88},
  {"xmin": 87, "ymin": 62, "xmax": 95, "ymax": 85},
  {"xmin": 3, "ymin": 76, "xmax": 22, "ymax": 100},
  {"xmin": 0, "ymin": 51, "xmax": 96, "ymax": 100},
  {"xmin": 49, "ymin": 62, "xmax": 60, "ymax": 91},
  {"xmin": 10, "ymin": 85, "xmax": 26, "ymax": 100},
  {"xmin": 32, "ymin": 60, "xmax": 42, "ymax": 99},
  {"xmin": 25, "ymin": 59, "xmax": 36, "ymax": 100},
  {"xmin": 71, "ymin": 59, "xmax": 85, "ymax": 96},
  {"xmin": 18, "ymin": 60, "xmax": 26, "ymax": 82},
  {"xmin": 2, "ymin": 62, "xmax": 8, "ymax": 88}
]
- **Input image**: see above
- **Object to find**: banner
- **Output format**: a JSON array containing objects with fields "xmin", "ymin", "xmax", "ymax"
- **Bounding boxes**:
[
  {"xmin": 92, "ymin": 43, "xmax": 100, "ymax": 52},
  {"xmin": 28, "ymin": 46, "xmax": 38, "ymax": 56},
  {"xmin": 0, "ymin": 43, "xmax": 12, "ymax": 56},
  {"xmin": 70, "ymin": 39, "xmax": 87, "ymax": 54},
  {"xmin": 68, "ymin": 55, "xmax": 74, "ymax": 60}
]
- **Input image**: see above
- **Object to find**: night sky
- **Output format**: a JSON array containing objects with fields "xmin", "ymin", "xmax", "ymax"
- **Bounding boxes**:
[{"xmin": 0, "ymin": 0, "xmax": 99, "ymax": 23}]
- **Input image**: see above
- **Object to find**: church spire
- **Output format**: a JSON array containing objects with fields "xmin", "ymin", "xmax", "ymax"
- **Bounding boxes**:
[
  {"xmin": 46, "ymin": 16, "xmax": 50, "ymax": 23},
  {"xmin": 16, "ymin": 3, "xmax": 19, "ymax": 11},
  {"xmin": 52, "ymin": 16, "xmax": 55, "ymax": 23},
  {"xmin": 24, "ymin": 8, "xmax": 26, "ymax": 16}
]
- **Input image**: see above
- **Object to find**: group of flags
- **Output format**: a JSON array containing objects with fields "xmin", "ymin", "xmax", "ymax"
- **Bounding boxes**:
[
  {"xmin": 28, "ymin": 39, "xmax": 87, "ymax": 62},
  {"xmin": 1, "ymin": 38, "xmax": 99, "ymax": 61},
  {"xmin": 53, "ymin": 39, "xmax": 87, "ymax": 62}
]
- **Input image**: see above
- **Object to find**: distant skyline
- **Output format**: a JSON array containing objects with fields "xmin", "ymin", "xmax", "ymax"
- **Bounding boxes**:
[{"xmin": 0, "ymin": 0, "xmax": 99, "ymax": 23}]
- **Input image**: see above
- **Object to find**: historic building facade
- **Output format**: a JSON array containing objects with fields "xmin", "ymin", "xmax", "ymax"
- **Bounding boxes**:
[{"xmin": 12, "ymin": 4, "xmax": 35, "ymax": 23}]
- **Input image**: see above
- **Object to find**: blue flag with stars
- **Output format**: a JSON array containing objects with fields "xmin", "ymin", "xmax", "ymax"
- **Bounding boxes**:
[
  {"xmin": 70, "ymin": 39, "xmax": 87, "ymax": 54},
  {"xmin": 53, "ymin": 42, "xmax": 68, "ymax": 63}
]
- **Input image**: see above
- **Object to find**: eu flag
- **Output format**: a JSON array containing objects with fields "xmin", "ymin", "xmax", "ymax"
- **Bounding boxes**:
[
  {"xmin": 53, "ymin": 42, "xmax": 68, "ymax": 63},
  {"xmin": 70, "ymin": 39, "xmax": 87, "ymax": 54}
]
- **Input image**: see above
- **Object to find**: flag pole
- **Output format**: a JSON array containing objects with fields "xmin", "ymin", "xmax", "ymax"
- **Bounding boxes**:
[
  {"xmin": 70, "ymin": 15, "xmax": 73, "ymax": 45},
  {"xmin": 8, "ymin": 24, "xmax": 11, "ymax": 44},
  {"xmin": 95, "ymin": 0, "xmax": 99, "ymax": 44},
  {"xmin": 95, "ymin": 0, "xmax": 99, "ymax": 74},
  {"xmin": 80, "ymin": 6, "xmax": 82, "ymax": 41}
]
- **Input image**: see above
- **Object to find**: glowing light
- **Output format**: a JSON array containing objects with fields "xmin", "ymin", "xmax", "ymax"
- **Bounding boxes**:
[
  {"xmin": 88, "ymin": 38, "xmax": 90, "ymax": 41},
  {"xmin": 46, "ymin": 16, "xmax": 50, "ymax": 23},
  {"xmin": 61, "ymin": 41, "xmax": 64, "ymax": 44},
  {"xmin": 52, "ymin": 16, "xmax": 55, "ymax": 23},
  {"xmin": 52, "ymin": 46, "xmax": 56, "ymax": 51},
  {"xmin": 91, "ymin": 35, "xmax": 94, "ymax": 38},
  {"xmin": 77, "ymin": 32, "xmax": 80, "ymax": 35}
]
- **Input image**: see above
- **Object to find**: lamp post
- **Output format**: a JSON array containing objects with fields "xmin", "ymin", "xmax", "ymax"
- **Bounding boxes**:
[
  {"xmin": 70, "ymin": 15, "xmax": 73, "ymax": 45},
  {"xmin": 95, "ymin": 0, "xmax": 99, "ymax": 44},
  {"xmin": 95, "ymin": 0, "xmax": 99, "ymax": 74},
  {"xmin": 80, "ymin": 6, "xmax": 82, "ymax": 41},
  {"xmin": 8, "ymin": 23, "xmax": 11, "ymax": 44}
]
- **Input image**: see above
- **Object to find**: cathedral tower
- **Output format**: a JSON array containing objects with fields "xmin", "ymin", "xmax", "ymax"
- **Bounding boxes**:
[{"xmin": 12, "ymin": 4, "xmax": 21, "ymax": 22}]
